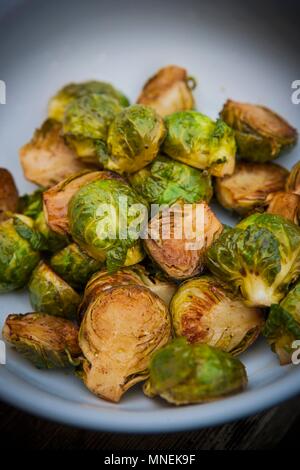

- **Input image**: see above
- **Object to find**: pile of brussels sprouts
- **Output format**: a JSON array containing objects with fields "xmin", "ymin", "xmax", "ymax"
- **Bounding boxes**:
[{"xmin": 1, "ymin": 65, "xmax": 300, "ymax": 405}]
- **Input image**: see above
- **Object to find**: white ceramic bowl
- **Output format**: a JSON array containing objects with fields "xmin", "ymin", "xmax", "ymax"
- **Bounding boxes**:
[{"xmin": 0, "ymin": 0, "xmax": 299, "ymax": 432}]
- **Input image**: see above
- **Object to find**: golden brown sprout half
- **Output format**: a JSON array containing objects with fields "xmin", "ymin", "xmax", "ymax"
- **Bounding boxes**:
[
  {"xmin": 2, "ymin": 313, "xmax": 81, "ymax": 369},
  {"xmin": 78, "ymin": 265, "xmax": 176, "ymax": 322},
  {"xmin": 220, "ymin": 100, "xmax": 297, "ymax": 162},
  {"xmin": 215, "ymin": 161, "xmax": 288, "ymax": 215},
  {"xmin": 19, "ymin": 119, "xmax": 91, "ymax": 188},
  {"xmin": 43, "ymin": 170, "xmax": 124, "ymax": 235},
  {"xmin": 144, "ymin": 201, "xmax": 223, "ymax": 280},
  {"xmin": 286, "ymin": 161, "xmax": 300, "ymax": 195},
  {"xmin": 170, "ymin": 276, "xmax": 264, "ymax": 355},
  {"xmin": 0, "ymin": 168, "xmax": 19, "ymax": 222},
  {"xmin": 79, "ymin": 285, "xmax": 171, "ymax": 402},
  {"xmin": 137, "ymin": 65, "xmax": 195, "ymax": 117},
  {"xmin": 266, "ymin": 191, "xmax": 300, "ymax": 225}
]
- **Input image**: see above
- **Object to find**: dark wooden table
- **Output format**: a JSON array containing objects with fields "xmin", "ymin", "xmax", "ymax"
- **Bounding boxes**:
[{"xmin": 0, "ymin": 396, "xmax": 299, "ymax": 450}]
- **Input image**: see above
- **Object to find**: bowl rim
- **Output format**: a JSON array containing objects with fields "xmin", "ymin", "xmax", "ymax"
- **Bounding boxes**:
[{"xmin": 1, "ymin": 364, "xmax": 300, "ymax": 432}]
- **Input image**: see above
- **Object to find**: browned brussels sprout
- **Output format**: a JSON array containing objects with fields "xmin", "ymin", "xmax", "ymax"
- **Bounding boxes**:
[
  {"xmin": 103, "ymin": 105, "xmax": 166, "ymax": 174},
  {"xmin": 162, "ymin": 111, "xmax": 236, "ymax": 177},
  {"xmin": 2, "ymin": 313, "xmax": 81, "ymax": 369},
  {"xmin": 78, "ymin": 265, "xmax": 176, "ymax": 321},
  {"xmin": 129, "ymin": 154, "xmax": 213, "ymax": 206},
  {"xmin": 286, "ymin": 161, "xmax": 300, "ymax": 195},
  {"xmin": 48, "ymin": 80, "xmax": 129, "ymax": 122},
  {"xmin": 215, "ymin": 161, "xmax": 288, "ymax": 215},
  {"xmin": 207, "ymin": 213, "xmax": 300, "ymax": 307},
  {"xmin": 220, "ymin": 100, "xmax": 297, "ymax": 162},
  {"xmin": 137, "ymin": 65, "xmax": 196, "ymax": 117},
  {"xmin": 43, "ymin": 170, "xmax": 123, "ymax": 235},
  {"xmin": 28, "ymin": 262, "xmax": 81, "ymax": 320},
  {"xmin": 0, "ymin": 215, "xmax": 41, "ymax": 292},
  {"xmin": 263, "ymin": 281, "xmax": 300, "ymax": 365},
  {"xmin": 144, "ymin": 201, "xmax": 222, "ymax": 280},
  {"xmin": 50, "ymin": 243, "xmax": 103, "ymax": 290},
  {"xmin": 68, "ymin": 178, "xmax": 147, "ymax": 271},
  {"xmin": 79, "ymin": 284, "xmax": 171, "ymax": 402},
  {"xmin": 34, "ymin": 211, "xmax": 68, "ymax": 252},
  {"xmin": 170, "ymin": 276, "xmax": 264, "ymax": 355},
  {"xmin": 266, "ymin": 191, "xmax": 300, "ymax": 225},
  {"xmin": 144, "ymin": 338, "xmax": 248, "ymax": 405},
  {"xmin": 62, "ymin": 93, "xmax": 123, "ymax": 164},
  {"xmin": 19, "ymin": 119, "xmax": 90, "ymax": 188},
  {"xmin": 0, "ymin": 168, "xmax": 19, "ymax": 222}
]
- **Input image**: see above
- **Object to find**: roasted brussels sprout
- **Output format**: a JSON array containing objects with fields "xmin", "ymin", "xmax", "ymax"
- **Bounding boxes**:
[
  {"xmin": 48, "ymin": 80, "xmax": 129, "ymax": 122},
  {"xmin": 103, "ymin": 105, "xmax": 166, "ymax": 174},
  {"xmin": 2, "ymin": 313, "xmax": 81, "ymax": 369},
  {"xmin": 69, "ymin": 178, "xmax": 147, "ymax": 271},
  {"xmin": 34, "ymin": 211, "xmax": 68, "ymax": 252},
  {"xmin": 78, "ymin": 265, "xmax": 176, "ymax": 321},
  {"xmin": 263, "ymin": 281, "xmax": 300, "ymax": 365},
  {"xmin": 207, "ymin": 213, "xmax": 300, "ymax": 307},
  {"xmin": 79, "ymin": 284, "xmax": 171, "ymax": 402},
  {"xmin": 129, "ymin": 154, "xmax": 213, "ymax": 206},
  {"xmin": 266, "ymin": 191, "xmax": 300, "ymax": 224},
  {"xmin": 19, "ymin": 189, "xmax": 44, "ymax": 219},
  {"xmin": 50, "ymin": 243, "xmax": 102, "ymax": 290},
  {"xmin": 28, "ymin": 262, "xmax": 81, "ymax": 320},
  {"xmin": 171, "ymin": 276, "xmax": 264, "ymax": 355},
  {"xmin": 162, "ymin": 111, "xmax": 236, "ymax": 177},
  {"xmin": 137, "ymin": 65, "xmax": 196, "ymax": 117},
  {"xmin": 19, "ymin": 119, "xmax": 89, "ymax": 188},
  {"xmin": 215, "ymin": 162, "xmax": 288, "ymax": 215},
  {"xmin": 139, "ymin": 268, "xmax": 177, "ymax": 306},
  {"xmin": 0, "ymin": 215, "xmax": 40, "ymax": 292},
  {"xmin": 143, "ymin": 338, "xmax": 247, "ymax": 405},
  {"xmin": 220, "ymin": 100, "xmax": 297, "ymax": 162},
  {"xmin": 43, "ymin": 170, "xmax": 123, "ymax": 235},
  {"xmin": 144, "ymin": 201, "xmax": 222, "ymax": 280},
  {"xmin": 0, "ymin": 168, "xmax": 19, "ymax": 222},
  {"xmin": 286, "ymin": 161, "xmax": 300, "ymax": 195},
  {"xmin": 62, "ymin": 93, "xmax": 123, "ymax": 164}
]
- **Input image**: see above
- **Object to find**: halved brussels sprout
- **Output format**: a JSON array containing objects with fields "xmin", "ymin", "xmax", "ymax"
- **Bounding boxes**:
[
  {"xmin": 266, "ymin": 191, "xmax": 300, "ymax": 224},
  {"xmin": 103, "ymin": 105, "xmax": 166, "ymax": 174},
  {"xmin": 48, "ymin": 80, "xmax": 129, "ymax": 122},
  {"xmin": 171, "ymin": 276, "xmax": 264, "ymax": 355},
  {"xmin": 43, "ymin": 170, "xmax": 123, "ymax": 235},
  {"xmin": 34, "ymin": 211, "xmax": 68, "ymax": 252},
  {"xmin": 79, "ymin": 284, "xmax": 171, "ymax": 402},
  {"xmin": 220, "ymin": 100, "xmax": 297, "ymax": 162},
  {"xmin": 137, "ymin": 65, "xmax": 196, "ymax": 117},
  {"xmin": 143, "ymin": 338, "xmax": 247, "ymax": 405},
  {"xmin": 162, "ymin": 111, "xmax": 236, "ymax": 177},
  {"xmin": 263, "ymin": 281, "xmax": 300, "ymax": 365},
  {"xmin": 78, "ymin": 265, "xmax": 176, "ymax": 321},
  {"xmin": 144, "ymin": 201, "xmax": 222, "ymax": 280},
  {"xmin": 2, "ymin": 313, "xmax": 81, "ymax": 369},
  {"xmin": 62, "ymin": 93, "xmax": 123, "ymax": 164},
  {"xmin": 19, "ymin": 119, "xmax": 90, "ymax": 188},
  {"xmin": 0, "ymin": 168, "xmax": 19, "ymax": 222},
  {"xmin": 0, "ymin": 215, "xmax": 40, "ymax": 292},
  {"xmin": 215, "ymin": 161, "xmax": 288, "ymax": 215},
  {"xmin": 19, "ymin": 189, "xmax": 44, "ymax": 220},
  {"xmin": 129, "ymin": 154, "xmax": 213, "ymax": 206},
  {"xmin": 50, "ymin": 243, "xmax": 103, "ymax": 290},
  {"xmin": 69, "ymin": 178, "xmax": 147, "ymax": 271},
  {"xmin": 28, "ymin": 262, "xmax": 81, "ymax": 320},
  {"xmin": 207, "ymin": 213, "xmax": 300, "ymax": 307},
  {"xmin": 286, "ymin": 161, "xmax": 300, "ymax": 195}
]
